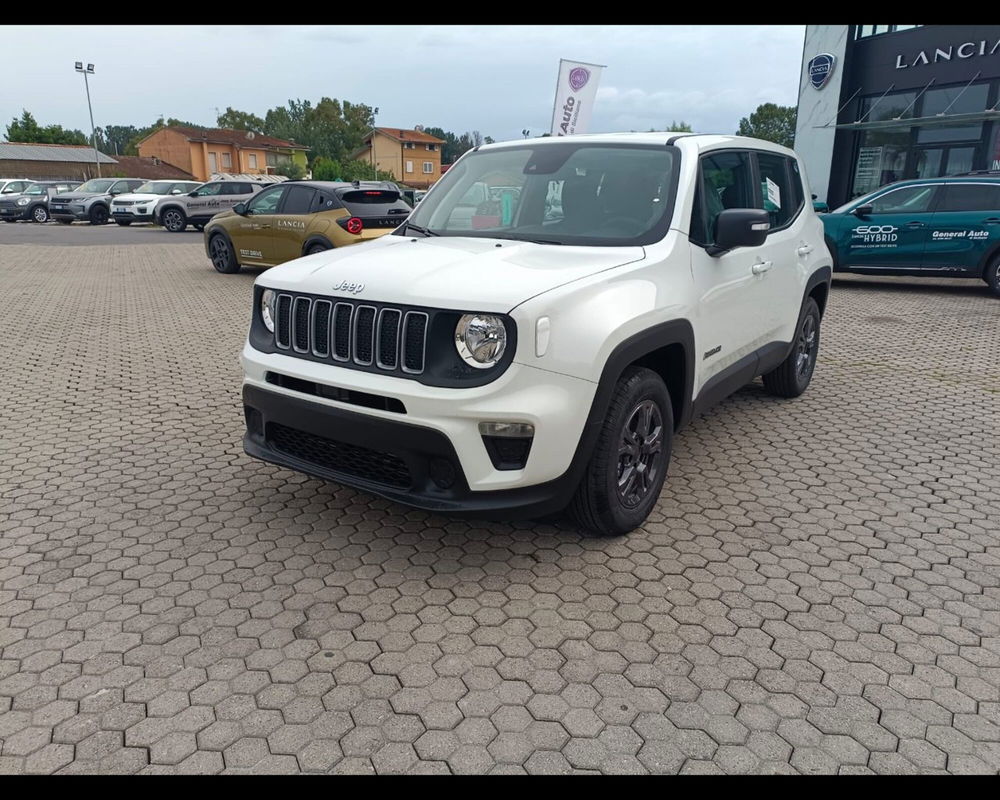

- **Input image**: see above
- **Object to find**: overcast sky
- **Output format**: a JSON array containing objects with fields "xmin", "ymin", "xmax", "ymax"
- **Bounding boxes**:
[{"xmin": 2, "ymin": 25, "xmax": 805, "ymax": 144}]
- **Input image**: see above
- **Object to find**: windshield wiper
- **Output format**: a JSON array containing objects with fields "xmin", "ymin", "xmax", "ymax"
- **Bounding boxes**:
[{"xmin": 402, "ymin": 220, "xmax": 439, "ymax": 237}]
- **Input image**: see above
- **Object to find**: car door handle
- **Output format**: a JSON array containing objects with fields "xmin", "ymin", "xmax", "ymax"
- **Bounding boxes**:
[
  {"xmin": 258, "ymin": 224, "xmax": 271, "ymax": 229},
  {"xmin": 796, "ymin": 244, "xmax": 814, "ymax": 256},
  {"xmin": 983, "ymin": 218, "xmax": 1000, "ymax": 225},
  {"xmin": 751, "ymin": 261, "xmax": 773, "ymax": 275},
  {"xmin": 904, "ymin": 221, "xmax": 925, "ymax": 228}
]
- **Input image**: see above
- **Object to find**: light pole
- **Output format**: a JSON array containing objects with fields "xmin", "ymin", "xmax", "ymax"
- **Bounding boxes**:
[{"xmin": 74, "ymin": 62, "xmax": 100, "ymax": 178}]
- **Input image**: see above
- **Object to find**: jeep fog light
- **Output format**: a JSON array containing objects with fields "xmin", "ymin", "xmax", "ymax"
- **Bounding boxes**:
[
  {"xmin": 455, "ymin": 314, "xmax": 507, "ymax": 368},
  {"xmin": 479, "ymin": 422, "xmax": 534, "ymax": 471},
  {"xmin": 260, "ymin": 289, "xmax": 276, "ymax": 333}
]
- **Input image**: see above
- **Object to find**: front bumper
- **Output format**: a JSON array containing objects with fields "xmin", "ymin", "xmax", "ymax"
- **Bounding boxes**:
[
  {"xmin": 50, "ymin": 206, "xmax": 88, "ymax": 221},
  {"xmin": 111, "ymin": 210, "xmax": 153, "ymax": 223},
  {"xmin": 0, "ymin": 206, "xmax": 29, "ymax": 220},
  {"xmin": 241, "ymin": 344, "xmax": 599, "ymax": 517}
]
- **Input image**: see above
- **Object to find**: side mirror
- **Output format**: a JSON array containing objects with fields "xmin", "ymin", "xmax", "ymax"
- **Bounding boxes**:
[
  {"xmin": 233, "ymin": 202, "xmax": 248, "ymax": 216},
  {"xmin": 188, "ymin": 191, "xmax": 198, "ymax": 197},
  {"xmin": 707, "ymin": 208, "xmax": 770, "ymax": 256},
  {"xmin": 852, "ymin": 204, "xmax": 873, "ymax": 217},
  {"xmin": 171, "ymin": 189, "xmax": 183, "ymax": 195}
]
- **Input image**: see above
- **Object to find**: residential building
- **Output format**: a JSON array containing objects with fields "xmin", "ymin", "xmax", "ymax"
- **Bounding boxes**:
[
  {"xmin": 795, "ymin": 25, "xmax": 1000, "ymax": 206},
  {"xmin": 137, "ymin": 126, "xmax": 310, "ymax": 182},
  {"xmin": 0, "ymin": 142, "xmax": 117, "ymax": 180},
  {"xmin": 351, "ymin": 127, "xmax": 446, "ymax": 189},
  {"xmin": 104, "ymin": 155, "xmax": 195, "ymax": 181}
]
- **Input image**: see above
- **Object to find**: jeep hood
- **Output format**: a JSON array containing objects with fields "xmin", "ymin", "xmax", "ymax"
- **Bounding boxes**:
[{"xmin": 258, "ymin": 234, "xmax": 645, "ymax": 312}]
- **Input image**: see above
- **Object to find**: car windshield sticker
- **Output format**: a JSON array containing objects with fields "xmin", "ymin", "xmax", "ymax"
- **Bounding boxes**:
[{"xmin": 764, "ymin": 177, "xmax": 781, "ymax": 211}]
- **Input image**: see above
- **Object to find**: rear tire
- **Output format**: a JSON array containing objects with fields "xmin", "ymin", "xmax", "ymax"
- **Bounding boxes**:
[
  {"xmin": 161, "ymin": 207, "xmax": 187, "ymax": 232},
  {"xmin": 569, "ymin": 366, "xmax": 673, "ymax": 537},
  {"xmin": 306, "ymin": 242, "xmax": 330, "ymax": 256},
  {"xmin": 32, "ymin": 205, "xmax": 49, "ymax": 223},
  {"xmin": 985, "ymin": 254, "xmax": 1000, "ymax": 298},
  {"xmin": 209, "ymin": 234, "xmax": 241, "ymax": 274},
  {"xmin": 762, "ymin": 298, "xmax": 821, "ymax": 398},
  {"xmin": 193, "ymin": 223, "xmax": 204, "ymax": 232},
  {"xmin": 88, "ymin": 205, "xmax": 109, "ymax": 225}
]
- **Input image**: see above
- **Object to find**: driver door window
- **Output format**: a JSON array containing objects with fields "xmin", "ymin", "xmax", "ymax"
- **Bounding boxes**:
[
  {"xmin": 867, "ymin": 185, "xmax": 936, "ymax": 214},
  {"xmin": 193, "ymin": 183, "xmax": 222, "ymax": 197},
  {"xmin": 247, "ymin": 186, "xmax": 286, "ymax": 215},
  {"xmin": 691, "ymin": 151, "xmax": 754, "ymax": 245}
]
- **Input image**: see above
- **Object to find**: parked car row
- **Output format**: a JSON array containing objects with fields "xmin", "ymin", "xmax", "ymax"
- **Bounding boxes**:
[{"xmin": 0, "ymin": 180, "xmax": 81, "ymax": 223}]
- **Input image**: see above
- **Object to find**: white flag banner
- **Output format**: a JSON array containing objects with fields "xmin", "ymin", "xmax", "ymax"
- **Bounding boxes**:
[{"xmin": 550, "ymin": 58, "xmax": 605, "ymax": 137}]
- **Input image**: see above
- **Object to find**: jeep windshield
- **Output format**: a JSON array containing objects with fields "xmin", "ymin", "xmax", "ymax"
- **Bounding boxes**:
[
  {"xmin": 402, "ymin": 142, "xmax": 679, "ymax": 246},
  {"xmin": 75, "ymin": 179, "xmax": 116, "ymax": 194},
  {"xmin": 136, "ymin": 181, "xmax": 185, "ymax": 195}
]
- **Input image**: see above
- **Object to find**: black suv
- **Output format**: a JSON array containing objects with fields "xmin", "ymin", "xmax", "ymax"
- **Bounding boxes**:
[{"xmin": 0, "ymin": 180, "xmax": 82, "ymax": 223}]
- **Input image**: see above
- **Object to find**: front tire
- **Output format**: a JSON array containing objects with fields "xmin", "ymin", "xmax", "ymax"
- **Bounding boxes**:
[
  {"xmin": 985, "ymin": 254, "xmax": 1000, "ymax": 298},
  {"xmin": 570, "ymin": 367, "xmax": 673, "ymax": 537},
  {"xmin": 209, "ymin": 234, "xmax": 241, "ymax": 274},
  {"xmin": 161, "ymin": 208, "xmax": 187, "ymax": 232},
  {"xmin": 88, "ymin": 205, "xmax": 109, "ymax": 225},
  {"xmin": 32, "ymin": 206, "xmax": 49, "ymax": 223},
  {"xmin": 115, "ymin": 219, "xmax": 132, "ymax": 227},
  {"xmin": 762, "ymin": 298, "xmax": 821, "ymax": 398}
]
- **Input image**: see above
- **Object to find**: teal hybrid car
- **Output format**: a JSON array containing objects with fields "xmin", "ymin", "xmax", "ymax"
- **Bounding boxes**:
[{"xmin": 822, "ymin": 174, "xmax": 1000, "ymax": 297}]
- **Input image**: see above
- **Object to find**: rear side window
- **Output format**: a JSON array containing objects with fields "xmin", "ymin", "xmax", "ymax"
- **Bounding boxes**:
[
  {"xmin": 691, "ymin": 150, "xmax": 754, "ymax": 245},
  {"xmin": 310, "ymin": 190, "xmax": 339, "ymax": 213},
  {"xmin": 281, "ymin": 185, "xmax": 316, "ymax": 214},
  {"xmin": 937, "ymin": 183, "xmax": 1000, "ymax": 212},
  {"xmin": 220, "ymin": 183, "xmax": 245, "ymax": 195}
]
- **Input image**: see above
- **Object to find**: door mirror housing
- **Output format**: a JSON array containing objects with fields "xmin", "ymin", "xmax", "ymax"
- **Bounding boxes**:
[
  {"xmin": 706, "ymin": 208, "xmax": 770, "ymax": 256},
  {"xmin": 852, "ymin": 204, "xmax": 873, "ymax": 217},
  {"xmin": 171, "ymin": 189, "xmax": 183, "ymax": 195},
  {"xmin": 233, "ymin": 202, "xmax": 248, "ymax": 216}
]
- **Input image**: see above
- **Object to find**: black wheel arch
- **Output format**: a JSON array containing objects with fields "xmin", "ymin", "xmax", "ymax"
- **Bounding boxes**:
[
  {"xmin": 805, "ymin": 265, "xmax": 832, "ymax": 318},
  {"xmin": 206, "ymin": 226, "xmax": 237, "ymax": 259},
  {"xmin": 977, "ymin": 241, "xmax": 1000, "ymax": 278},
  {"xmin": 301, "ymin": 235, "xmax": 334, "ymax": 256},
  {"xmin": 158, "ymin": 203, "xmax": 186, "ymax": 222}
]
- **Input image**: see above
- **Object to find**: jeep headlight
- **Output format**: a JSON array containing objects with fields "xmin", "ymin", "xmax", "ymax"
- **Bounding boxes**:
[
  {"xmin": 455, "ymin": 314, "xmax": 507, "ymax": 368},
  {"xmin": 260, "ymin": 289, "xmax": 276, "ymax": 333},
  {"xmin": 16, "ymin": 198, "xmax": 29, "ymax": 206}
]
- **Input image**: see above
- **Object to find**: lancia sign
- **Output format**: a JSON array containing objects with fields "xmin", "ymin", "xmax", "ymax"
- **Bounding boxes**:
[{"xmin": 808, "ymin": 53, "xmax": 836, "ymax": 89}]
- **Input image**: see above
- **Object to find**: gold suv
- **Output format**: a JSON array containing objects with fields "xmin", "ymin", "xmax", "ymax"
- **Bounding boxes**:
[{"xmin": 203, "ymin": 180, "xmax": 412, "ymax": 274}]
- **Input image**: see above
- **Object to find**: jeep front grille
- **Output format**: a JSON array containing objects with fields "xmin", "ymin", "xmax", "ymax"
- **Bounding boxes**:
[{"xmin": 274, "ymin": 294, "xmax": 428, "ymax": 376}]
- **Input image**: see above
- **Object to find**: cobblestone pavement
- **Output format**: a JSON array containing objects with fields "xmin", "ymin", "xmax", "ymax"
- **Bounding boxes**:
[{"xmin": 1, "ymin": 243, "xmax": 999, "ymax": 775}]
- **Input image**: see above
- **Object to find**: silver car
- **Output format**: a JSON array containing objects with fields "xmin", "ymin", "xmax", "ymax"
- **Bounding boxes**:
[{"xmin": 155, "ymin": 180, "xmax": 266, "ymax": 232}]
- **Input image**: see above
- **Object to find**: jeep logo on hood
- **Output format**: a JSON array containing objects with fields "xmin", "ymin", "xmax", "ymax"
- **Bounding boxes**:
[{"xmin": 332, "ymin": 280, "xmax": 365, "ymax": 295}]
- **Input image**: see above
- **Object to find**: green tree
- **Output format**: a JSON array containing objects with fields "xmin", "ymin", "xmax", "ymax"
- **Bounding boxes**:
[
  {"xmin": 340, "ymin": 159, "xmax": 395, "ymax": 183},
  {"xmin": 263, "ymin": 97, "xmax": 377, "ymax": 163},
  {"xmin": 275, "ymin": 161, "xmax": 306, "ymax": 180},
  {"xmin": 98, "ymin": 124, "xmax": 140, "ymax": 156},
  {"xmin": 216, "ymin": 107, "xmax": 265, "ymax": 133},
  {"xmin": 310, "ymin": 156, "xmax": 341, "ymax": 181},
  {"xmin": 736, "ymin": 103, "xmax": 797, "ymax": 148},
  {"xmin": 5, "ymin": 109, "xmax": 89, "ymax": 145}
]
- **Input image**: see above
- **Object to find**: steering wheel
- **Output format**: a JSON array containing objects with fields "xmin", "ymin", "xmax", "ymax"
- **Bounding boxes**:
[{"xmin": 596, "ymin": 216, "xmax": 646, "ymax": 236}]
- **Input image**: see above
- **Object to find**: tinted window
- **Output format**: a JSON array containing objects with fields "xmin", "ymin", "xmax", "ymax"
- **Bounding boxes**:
[
  {"xmin": 693, "ymin": 150, "xmax": 754, "ymax": 245},
  {"xmin": 281, "ymin": 185, "xmax": 316, "ymax": 214},
  {"xmin": 247, "ymin": 185, "xmax": 286, "ymax": 214},
  {"xmin": 868, "ymin": 185, "xmax": 936, "ymax": 214},
  {"xmin": 937, "ymin": 183, "xmax": 1000, "ymax": 212},
  {"xmin": 193, "ymin": 183, "xmax": 222, "ymax": 196},
  {"xmin": 338, "ymin": 189, "xmax": 411, "ymax": 218},
  {"xmin": 221, "ymin": 183, "xmax": 247, "ymax": 195},
  {"xmin": 756, "ymin": 152, "xmax": 798, "ymax": 228},
  {"xmin": 310, "ymin": 190, "xmax": 338, "ymax": 213}
]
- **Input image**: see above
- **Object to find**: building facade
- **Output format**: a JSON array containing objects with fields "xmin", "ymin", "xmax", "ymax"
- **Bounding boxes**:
[
  {"xmin": 0, "ymin": 142, "xmax": 117, "ymax": 180},
  {"xmin": 352, "ymin": 128, "xmax": 446, "ymax": 189},
  {"xmin": 137, "ymin": 127, "xmax": 309, "ymax": 182},
  {"xmin": 795, "ymin": 25, "xmax": 1000, "ymax": 207}
]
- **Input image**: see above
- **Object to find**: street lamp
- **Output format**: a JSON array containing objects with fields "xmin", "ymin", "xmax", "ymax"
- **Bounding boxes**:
[{"xmin": 74, "ymin": 61, "xmax": 101, "ymax": 178}]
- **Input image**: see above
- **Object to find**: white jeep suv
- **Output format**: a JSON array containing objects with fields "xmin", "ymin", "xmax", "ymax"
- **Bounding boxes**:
[{"xmin": 240, "ymin": 133, "xmax": 832, "ymax": 536}]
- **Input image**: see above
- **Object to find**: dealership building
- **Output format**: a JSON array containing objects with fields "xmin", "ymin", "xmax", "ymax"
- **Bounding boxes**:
[{"xmin": 795, "ymin": 25, "xmax": 1000, "ymax": 208}]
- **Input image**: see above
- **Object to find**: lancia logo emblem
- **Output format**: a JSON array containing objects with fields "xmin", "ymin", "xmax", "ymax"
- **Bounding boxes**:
[
  {"xmin": 808, "ymin": 53, "xmax": 836, "ymax": 90},
  {"xmin": 332, "ymin": 280, "xmax": 365, "ymax": 295}
]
